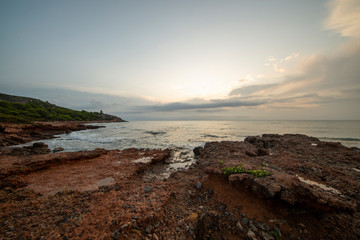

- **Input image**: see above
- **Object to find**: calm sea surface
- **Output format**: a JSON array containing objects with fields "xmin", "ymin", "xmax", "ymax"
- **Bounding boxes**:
[{"xmin": 38, "ymin": 121, "xmax": 360, "ymax": 152}]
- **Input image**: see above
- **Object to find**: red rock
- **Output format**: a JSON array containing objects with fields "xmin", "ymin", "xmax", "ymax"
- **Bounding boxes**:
[
  {"xmin": 0, "ymin": 133, "xmax": 359, "ymax": 240},
  {"xmin": 0, "ymin": 122, "xmax": 104, "ymax": 147}
]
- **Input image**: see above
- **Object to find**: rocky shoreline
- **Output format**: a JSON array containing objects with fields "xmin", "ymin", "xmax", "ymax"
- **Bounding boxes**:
[
  {"xmin": 0, "ymin": 123, "xmax": 359, "ymax": 239},
  {"xmin": 0, "ymin": 121, "xmax": 104, "ymax": 147}
]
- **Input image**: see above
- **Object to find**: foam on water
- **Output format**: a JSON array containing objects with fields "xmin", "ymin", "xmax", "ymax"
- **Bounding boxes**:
[{"xmin": 18, "ymin": 120, "xmax": 360, "ymax": 152}]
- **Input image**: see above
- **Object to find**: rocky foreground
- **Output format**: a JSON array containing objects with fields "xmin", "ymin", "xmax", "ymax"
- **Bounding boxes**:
[{"xmin": 0, "ymin": 126, "xmax": 360, "ymax": 239}]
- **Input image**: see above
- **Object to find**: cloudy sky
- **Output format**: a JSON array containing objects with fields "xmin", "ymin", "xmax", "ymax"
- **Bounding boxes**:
[{"xmin": 1, "ymin": 0, "xmax": 359, "ymax": 120}]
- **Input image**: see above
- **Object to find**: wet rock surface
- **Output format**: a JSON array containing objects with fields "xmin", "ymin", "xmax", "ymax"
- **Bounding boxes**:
[
  {"xmin": 1, "ymin": 141, "xmax": 52, "ymax": 156},
  {"xmin": 0, "ymin": 133, "xmax": 359, "ymax": 239},
  {"xmin": 0, "ymin": 121, "xmax": 103, "ymax": 147}
]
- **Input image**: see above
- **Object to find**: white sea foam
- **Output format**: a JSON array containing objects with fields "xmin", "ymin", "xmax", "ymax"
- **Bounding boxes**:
[
  {"xmin": 21, "ymin": 120, "xmax": 360, "ymax": 152},
  {"xmin": 133, "ymin": 157, "xmax": 152, "ymax": 163}
]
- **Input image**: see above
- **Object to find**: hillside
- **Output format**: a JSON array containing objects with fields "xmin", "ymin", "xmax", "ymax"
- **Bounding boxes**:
[{"xmin": 0, "ymin": 93, "xmax": 125, "ymax": 123}]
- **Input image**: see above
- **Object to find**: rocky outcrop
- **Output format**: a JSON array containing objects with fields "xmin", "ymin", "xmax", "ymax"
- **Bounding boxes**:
[
  {"xmin": 0, "ymin": 134, "xmax": 359, "ymax": 239},
  {"xmin": 192, "ymin": 134, "xmax": 360, "ymax": 239},
  {"xmin": 1, "ymin": 142, "xmax": 52, "ymax": 156},
  {"xmin": 0, "ymin": 121, "xmax": 103, "ymax": 147}
]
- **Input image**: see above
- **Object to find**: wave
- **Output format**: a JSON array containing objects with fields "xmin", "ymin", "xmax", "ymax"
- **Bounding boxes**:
[
  {"xmin": 202, "ymin": 134, "xmax": 225, "ymax": 138},
  {"xmin": 145, "ymin": 131, "xmax": 166, "ymax": 136},
  {"xmin": 71, "ymin": 136, "xmax": 127, "ymax": 144},
  {"xmin": 320, "ymin": 137, "xmax": 360, "ymax": 142},
  {"xmin": 67, "ymin": 132, "xmax": 129, "ymax": 143},
  {"xmin": 107, "ymin": 126, "xmax": 125, "ymax": 129}
]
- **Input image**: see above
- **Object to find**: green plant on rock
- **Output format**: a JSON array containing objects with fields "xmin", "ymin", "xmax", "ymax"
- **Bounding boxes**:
[
  {"xmin": 219, "ymin": 160, "xmax": 224, "ymax": 165},
  {"xmin": 260, "ymin": 161, "xmax": 267, "ymax": 168},
  {"xmin": 222, "ymin": 163, "xmax": 270, "ymax": 178},
  {"xmin": 269, "ymin": 229, "xmax": 282, "ymax": 240},
  {"xmin": 247, "ymin": 169, "xmax": 271, "ymax": 178}
]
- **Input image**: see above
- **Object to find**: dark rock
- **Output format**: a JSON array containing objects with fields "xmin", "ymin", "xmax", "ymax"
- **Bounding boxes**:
[
  {"xmin": 144, "ymin": 186, "xmax": 153, "ymax": 193},
  {"xmin": 151, "ymin": 150, "xmax": 171, "ymax": 163},
  {"xmin": 260, "ymin": 231, "xmax": 274, "ymax": 240},
  {"xmin": 236, "ymin": 221, "xmax": 244, "ymax": 231},
  {"xmin": 31, "ymin": 142, "xmax": 51, "ymax": 154},
  {"xmin": 241, "ymin": 217, "xmax": 249, "ymax": 226},
  {"xmin": 7, "ymin": 147, "xmax": 31, "ymax": 156},
  {"xmin": 53, "ymin": 147, "xmax": 64, "ymax": 153},
  {"xmin": 112, "ymin": 231, "xmax": 120, "ymax": 240},
  {"xmin": 247, "ymin": 230, "xmax": 257, "ymax": 239},
  {"xmin": 120, "ymin": 223, "xmax": 129, "ymax": 230},
  {"xmin": 10, "ymin": 135, "xmax": 26, "ymax": 143},
  {"xmin": 32, "ymin": 142, "xmax": 48, "ymax": 148},
  {"xmin": 257, "ymin": 148, "xmax": 269, "ymax": 156},
  {"xmin": 319, "ymin": 142, "xmax": 342, "ymax": 148},
  {"xmin": 5, "ymin": 142, "xmax": 52, "ymax": 156},
  {"xmin": 193, "ymin": 146, "xmax": 203, "ymax": 156},
  {"xmin": 121, "ymin": 204, "xmax": 128, "ymax": 209},
  {"xmin": 256, "ymin": 222, "xmax": 270, "ymax": 231},
  {"xmin": 145, "ymin": 225, "xmax": 152, "ymax": 234},
  {"xmin": 244, "ymin": 136, "xmax": 258, "ymax": 144},
  {"xmin": 246, "ymin": 150, "xmax": 258, "ymax": 157},
  {"xmin": 249, "ymin": 221, "xmax": 258, "ymax": 232},
  {"xmin": 298, "ymin": 223, "xmax": 305, "ymax": 229},
  {"xmin": 245, "ymin": 135, "xmax": 282, "ymax": 149},
  {"xmin": 219, "ymin": 203, "xmax": 227, "ymax": 212}
]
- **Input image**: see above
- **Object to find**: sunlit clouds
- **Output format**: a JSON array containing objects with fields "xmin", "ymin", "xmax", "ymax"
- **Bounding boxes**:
[
  {"xmin": 226, "ymin": 41, "xmax": 360, "ymax": 112},
  {"xmin": 264, "ymin": 53, "xmax": 300, "ymax": 73},
  {"xmin": 325, "ymin": 0, "xmax": 360, "ymax": 38},
  {"xmin": 0, "ymin": 0, "xmax": 359, "ymax": 120}
]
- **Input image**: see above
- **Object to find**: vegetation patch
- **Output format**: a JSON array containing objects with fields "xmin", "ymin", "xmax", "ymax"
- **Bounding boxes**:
[
  {"xmin": 0, "ymin": 93, "xmax": 122, "ymax": 123},
  {"xmin": 269, "ymin": 229, "xmax": 282, "ymax": 240},
  {"xmin": 222, "ymin": 164, "xmax": 270, "ymax": 178}
]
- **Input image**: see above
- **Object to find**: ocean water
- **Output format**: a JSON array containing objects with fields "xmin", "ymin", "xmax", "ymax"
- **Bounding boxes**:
[{"xmin": 39, "ymin": 120, "xmax": 360, "ymax": 152}]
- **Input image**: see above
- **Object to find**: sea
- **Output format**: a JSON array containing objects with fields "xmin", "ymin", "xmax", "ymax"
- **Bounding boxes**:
[{"xmin": 38, "ymin": 120, "xmax": 360, "ymax": 152}]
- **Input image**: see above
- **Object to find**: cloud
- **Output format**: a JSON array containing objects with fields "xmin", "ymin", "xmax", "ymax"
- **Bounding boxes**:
[
  {"xmin": 139, "ymin": 98, "xmax": 265, "ymax": 112},
  {"xmin": 228, "ymin": 41, "xmax": 360, "ymax": 113},
  {"xmin": 272, "ymin": 63, "xmax": 286, "ymax": 73},
  {"xmin": 283, "ymin": 53, "xmax": 300, "ymax": 62},
  {"xmin": 325, "ymin": 0, "xmax": 360, "ymax": 38},
  {"xmin": 267, "ymin": 56, "xmax": 277, "ymax": 62},
  {"xmin": 135, "ymin": 39, "xmax": 360, "ymax": 119},
  {"xmin": 264, "ymin": 53, "xmax": 299, "ymax": 73},
  {"xmin": 229, "ymin": 84, "xmax": 275, "ymax": 96}
]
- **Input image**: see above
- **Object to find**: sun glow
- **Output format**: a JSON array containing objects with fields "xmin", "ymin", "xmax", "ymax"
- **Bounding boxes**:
[{"xmin": 171, "ymin": 74, "xmax": 232, "ymax": 101}]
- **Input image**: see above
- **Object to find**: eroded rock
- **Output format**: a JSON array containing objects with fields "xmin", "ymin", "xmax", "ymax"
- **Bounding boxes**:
[{"xmin": 1, "ymin": 134, "xmax": 359, "ymax": 240}]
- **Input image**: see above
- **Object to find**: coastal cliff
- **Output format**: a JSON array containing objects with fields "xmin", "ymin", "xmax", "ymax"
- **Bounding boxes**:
[{"xmin": 0, "ymin": 129, "xmax": 359, "ymax": 239}]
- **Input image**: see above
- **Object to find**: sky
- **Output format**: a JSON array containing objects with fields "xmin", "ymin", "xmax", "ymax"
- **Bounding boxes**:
[{"xmin": 0, "ymin": 0, "xmax": 359, "ymax": 120}]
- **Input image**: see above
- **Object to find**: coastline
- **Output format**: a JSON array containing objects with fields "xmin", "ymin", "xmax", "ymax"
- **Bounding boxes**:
[
  {"xmin": 0, "ymin": 121, "xmax": 110, "ymax": 147},
  {"xmin": 0, "ymin": 123, "xmax": 359, "ymax": 239}
]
